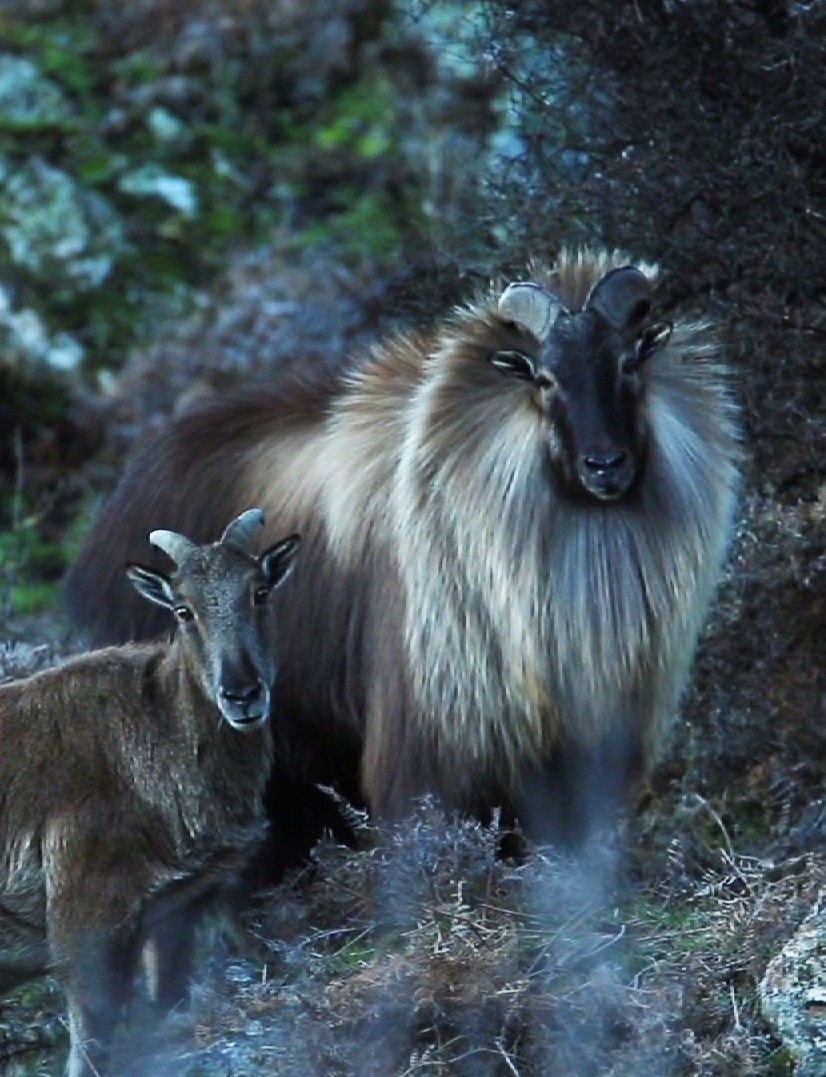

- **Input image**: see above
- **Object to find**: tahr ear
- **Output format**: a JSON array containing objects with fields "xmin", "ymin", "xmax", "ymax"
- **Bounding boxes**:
[
  {"xmin": 585, "ymin": 266, "xmax": 651, "ymax": 333},
  {"xmin": 126, "ymin": 564, "xmax": 177, "ymax": 610},
  {"xmin": 488, "ymin": 350, "xmax": 537, "ymax": 382},
  {"xmin": 636, "ymin": 320, "xmax": 672, "ymax": 362},
  {"xmin": 260, "ymin": 534, "xmax": 301, "ymax": 590}
]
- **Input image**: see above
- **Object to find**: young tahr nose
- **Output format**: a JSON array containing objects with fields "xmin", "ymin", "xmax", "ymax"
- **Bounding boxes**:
[{"xmin": 220, "ymin": 680, "xmax": 264, "ymax": 705}]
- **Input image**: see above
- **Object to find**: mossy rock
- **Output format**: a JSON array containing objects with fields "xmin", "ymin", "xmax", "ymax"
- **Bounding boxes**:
[
  {"xmin": 0, "ymin": 153, "xmax": 126, "ymax": 291},
  {"xmin": 0, "ymin": 52, "xmax": 74, "ymax": 131}
]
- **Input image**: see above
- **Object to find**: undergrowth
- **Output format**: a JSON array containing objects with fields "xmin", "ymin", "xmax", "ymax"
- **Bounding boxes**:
[{"xmin": 0, "ymin": 759, "xmax": 820, "ymax": 1075}]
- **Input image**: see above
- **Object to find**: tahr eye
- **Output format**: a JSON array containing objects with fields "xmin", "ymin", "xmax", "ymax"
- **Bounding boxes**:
[
  {"xmin": 625, "ymin": 320, "xmax": 673, "ymax": 375},
  {"xmin": 488, "ymin": 350, "xmax": 537, "ymax": 381},
  {"xmin": 174, "ymin": 605, "xmax": 194, "ymax": 622},
  {"xmin": 253, "ymin": 587, "xmax": 270, "ymax": 607}
]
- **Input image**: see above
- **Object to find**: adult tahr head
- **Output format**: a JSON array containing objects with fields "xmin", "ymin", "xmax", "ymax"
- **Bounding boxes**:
[
  {"xmin": 491, "ymin": 266, "xmax": 672, "ymax": 502},
  {"xmin": 126, "ymin": 509, "xmax": 300, "ymax": 730}
]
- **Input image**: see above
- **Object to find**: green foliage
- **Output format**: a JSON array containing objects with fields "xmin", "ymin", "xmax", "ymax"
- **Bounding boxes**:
[
  {"xmin": 0, "ymin": 519, "xmax": 64, "ymax": 613},
  {"xmin": 298, "ymin": 191, "xmax": 419, "ymax": 259},
  {"xmin": 6, "ymin": 579, "xmax": 57, "ymax": 614},
  {"xmin": 314, "ymin": 73, "xmax": 398, "ymax": 158},
  {"xmin": 0, "ymin": 1, "xmax": 428, "ymax": 376},
  {"xmin": 0, "ymin": 525, "xmax": 64, "ymax": 577},
  {"xmin": 0, "ymin": 425, "xmax": 101, "ymax": 611}
]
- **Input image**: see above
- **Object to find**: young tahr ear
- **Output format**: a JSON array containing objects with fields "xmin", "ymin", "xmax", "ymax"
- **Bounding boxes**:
[
  {"xmin": 126, "ymin": 564, "xmax": 177, "ymax": 610},
  {"xmin": 260, "ymin": 534, "xmax": 301, "ymax": 590},
  {"xmin": 636, "ymin": 321, "xmax": 672, "ymax": 363},
  {"xmin": 488, "ymin": 350, "xmax": 537, "ymax": 382}
]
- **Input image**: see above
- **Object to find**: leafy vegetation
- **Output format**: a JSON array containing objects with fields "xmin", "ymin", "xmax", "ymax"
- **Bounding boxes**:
[{"xmin": 0, "ymin": 0, "xmax": 432, "ymax": 380}]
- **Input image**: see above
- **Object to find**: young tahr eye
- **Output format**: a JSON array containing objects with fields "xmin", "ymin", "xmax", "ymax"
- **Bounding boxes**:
[
  {"xmin": 253, "ymin": 587, "xmax": 270, "ymax": 607},
  {"xmin": 174, "ymin": 605, "xmax": 194, "ymax": 622}
]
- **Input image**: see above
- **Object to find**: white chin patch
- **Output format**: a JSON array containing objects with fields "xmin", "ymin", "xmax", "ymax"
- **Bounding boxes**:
[
  {"xmin": 588, "ymin": 484, "xmax": 626, "ymax": 502},
  {"xmin": 220, "ymin": 690, "xmax": 270, "ymax": 731},
  {"xmin": 226, "ymin": 713, "xmax": 269, "ymax": 733}
]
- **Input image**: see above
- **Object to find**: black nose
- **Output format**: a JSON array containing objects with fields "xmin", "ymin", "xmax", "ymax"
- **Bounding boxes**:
[
  {"xmin": 583, "ymin": 451, "xmax": 627, "ymax": 473},
  {"xmin": 220, "ymin": 681, "xmax": 263, "ymax": 705}
]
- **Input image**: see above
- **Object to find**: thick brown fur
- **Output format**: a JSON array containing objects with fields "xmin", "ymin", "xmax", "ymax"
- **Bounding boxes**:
[
  {"xmin": 66, "ymin": 248, "xmax": 740, "ymax": 844},
  {"xmin": 0, "ymin": 637, "xmax": 271, "ymax": 1074}
]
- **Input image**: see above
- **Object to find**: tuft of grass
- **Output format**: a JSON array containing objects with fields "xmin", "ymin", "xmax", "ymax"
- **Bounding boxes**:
[{"xmin": 0, "ymin": 518, "xmax": 68, "ymax": 616}]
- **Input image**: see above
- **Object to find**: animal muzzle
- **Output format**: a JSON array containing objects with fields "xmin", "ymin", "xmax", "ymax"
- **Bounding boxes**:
[
  {"xmin": 218, "ymin": 678, "xmax": 271, "ymax": 730},
  {"xmin": 579, "ymin": 450, "xmax": 635, "ymax": 501}
]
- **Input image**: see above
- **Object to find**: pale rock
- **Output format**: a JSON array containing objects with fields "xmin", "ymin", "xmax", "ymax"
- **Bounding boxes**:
[
  {"xmin": 0, "ymin": 54, "xmax": 71, "ymax": 128},
  {"xmin": 0, "ymin": 285, "xmax": 84, "ymax": 370},
  {"xmin": 760, "ymin": 891, "xmax": 825, "ymax": 1075},
  {"xmin": 0, "ymin": 154, "xmax": 125, "ymax": 289},
  {"xmin": 118, "ymin": 163, "xmax": 198, "ymax": 217}
]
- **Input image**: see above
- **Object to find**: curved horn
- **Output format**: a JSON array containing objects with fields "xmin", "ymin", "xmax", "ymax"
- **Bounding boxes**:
[
  {"xmin": 584, "ymin": 266, "xmax": 651, "ymax": 332},
  {"xmin": 149, "ymin": 529, "xmax": 198, "ymax": 567},
  {"xmin": 498, "ymin": 282, "xmax": 563, "ymax": 342},
  {"xmin": 220, "ymin": 508, "xmax": 265, "ymax": 553}
]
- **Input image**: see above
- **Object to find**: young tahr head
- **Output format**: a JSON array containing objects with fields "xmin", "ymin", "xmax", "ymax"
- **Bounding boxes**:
[
  {"xmin": 126, "ymin": 510, "xmax": 300, "ymax": 731},
  {"xmin": 491, "ymin": 266, "xmax": 672, "ymax": 502}
]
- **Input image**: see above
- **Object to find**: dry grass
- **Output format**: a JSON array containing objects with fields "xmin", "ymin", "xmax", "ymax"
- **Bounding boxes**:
[
  {"xmin": 85, "ymin": 801, "xmax": 820, "ymax": 1076},
  {"xmin": 4, "ymin": 756, "xmax": 820, "ymax": 1074}
]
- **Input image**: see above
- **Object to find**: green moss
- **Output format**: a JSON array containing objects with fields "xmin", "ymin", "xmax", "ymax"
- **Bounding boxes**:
[
  {"xmin": 58, "ymin": 491, "xmax": 97, "ymax": 565},
  {"xmin": 109, "ymin": 50, "xmax": 163, "ymax": 86},
  {"xmin": 331, "ymin": 941, "xmax": 376, "ymax": 973},
  {"xmin": 765, "ymin": 1045, "xmax": 795, "ymax": 1074}
]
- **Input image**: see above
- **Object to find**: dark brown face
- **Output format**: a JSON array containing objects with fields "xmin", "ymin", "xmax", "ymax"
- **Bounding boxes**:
[
  {"xmin": 490, "ymin": 309, "xmax": 671, "ymax": 504},
  {"xmin": 542, "ymin": 310, "xmax": 644, "ymax": 501}
]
